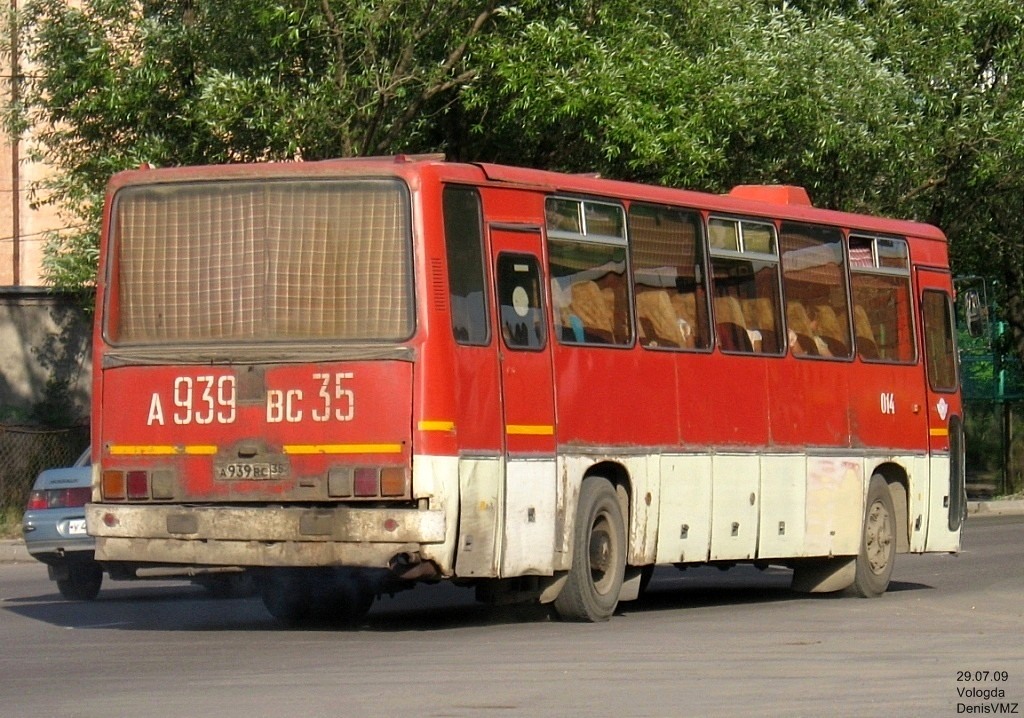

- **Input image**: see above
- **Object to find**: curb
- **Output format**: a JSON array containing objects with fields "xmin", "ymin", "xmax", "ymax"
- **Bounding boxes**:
[
  {"xmin": 966, "ymin": 499, "xmax": 1024, "ymax": 517},
  {"xmin": 3, "ymin": 501, "xmax": 1023, "ymax": 565},
  {"xmin": 0, "ymin": 540, "xmax": 31, "ymax": 564}
]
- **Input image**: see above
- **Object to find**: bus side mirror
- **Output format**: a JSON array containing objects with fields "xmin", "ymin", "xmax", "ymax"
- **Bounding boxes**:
[{"xmin": 962, "ymin": 289, "xmax": 986, "ymax": 338}]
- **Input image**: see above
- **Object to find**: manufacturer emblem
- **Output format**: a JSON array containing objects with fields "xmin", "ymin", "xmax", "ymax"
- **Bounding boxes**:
[{"xmin": 936, "ymin": 397, "xmax": 949, "ymax": 421}]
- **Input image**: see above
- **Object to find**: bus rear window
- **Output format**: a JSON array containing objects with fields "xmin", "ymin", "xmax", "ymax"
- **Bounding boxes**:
[{"xmin": 107, "ymin": 179, "xmax": 413, "ymax": 344}]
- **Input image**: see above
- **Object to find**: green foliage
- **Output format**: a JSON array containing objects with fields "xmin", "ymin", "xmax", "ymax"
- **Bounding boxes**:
[
  {"xmin": 0, "ymin": 506, "xmax": 22, "ymax": 540},
  {"xmin": 465, "ymin": 0, "xmax": 924, "ymax": 209},
  {"xmin": 3, "ymin": 0, "xmax": 1024, "ymax": 362},
  {"xmin": 853, "ymin": 0, "xmax": 1024, "ymax": 355},
  {"xmin": 3, "ymin": 0, "xmax": 501, "ymax": 291}
]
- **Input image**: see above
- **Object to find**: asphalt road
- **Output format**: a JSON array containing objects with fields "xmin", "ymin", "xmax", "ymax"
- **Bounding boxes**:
[{"xmin": 1, "ymin": 515, "xmax": 1021, "ymax": 718}]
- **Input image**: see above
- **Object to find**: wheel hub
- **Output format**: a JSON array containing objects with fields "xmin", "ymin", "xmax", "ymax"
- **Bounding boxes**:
[
  {"xmin": 865, "ymin": 500, "xmax": 893, "ymax": 575},
  {"xmin": 589, "ymin": 517, "xmax": 613, "ymax": 588}
]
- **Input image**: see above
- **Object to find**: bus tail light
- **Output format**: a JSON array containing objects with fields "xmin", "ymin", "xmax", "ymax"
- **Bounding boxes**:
[
  {"xmin": 126, "ymin": 471, "xmax": 149, "ymax": 499},
  {"xmin": 102, "ymin": 470, "xmax": 126, "ymax": 500},
  {"xmin": 328, "ymin": 468, "xmax": 353, "ymax": 497},
  {"xmin": 380, "ymin": 467, "xmax": 407, "ymax": 496},
  {"xmin": 353, "ymin": 468, "xmax": 378, "ymax": 497},
  {"xmin": 151, "ymin": 470, "xmax": 175, "ymax": 500}
]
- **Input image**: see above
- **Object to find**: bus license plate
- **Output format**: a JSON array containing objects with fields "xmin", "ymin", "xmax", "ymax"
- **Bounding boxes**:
[{"xmin": 216, "ymin": 462, "xmax": 287, "ymax": 481}]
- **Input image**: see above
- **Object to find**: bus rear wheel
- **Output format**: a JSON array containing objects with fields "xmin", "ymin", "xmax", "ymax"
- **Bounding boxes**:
[
  {"xmin": 852, "ymin": 475, "xmax": 896, "ymax": 598},
  {"xmin": 554, "ymin": 477, "xmax": 626, "ymax": 622},
  {"xmin": 259, "ymin": 568, "xmax": 375, "ymax": 626}
]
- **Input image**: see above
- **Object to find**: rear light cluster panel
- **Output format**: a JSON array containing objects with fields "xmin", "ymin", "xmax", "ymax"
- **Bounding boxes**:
[
  {"xmin": 98, "ymin": 465, "xmax": 410, "ymax": 501},
  {"xmin": 101, "ymin": 469, "xmax": 175, "ymax": 501},
  {"xmin": 328, "ymin": 466, "xmax": 408, "ymax": 498}
]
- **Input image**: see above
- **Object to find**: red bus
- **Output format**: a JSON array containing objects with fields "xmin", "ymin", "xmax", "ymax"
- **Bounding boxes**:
[{"xmin": 86, "ymin": 156, "xmax": 965, "ymax": 623}]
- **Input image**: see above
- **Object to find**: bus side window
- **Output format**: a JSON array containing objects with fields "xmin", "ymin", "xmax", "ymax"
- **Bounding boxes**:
[
  {"xmin": 708, "ymin": 217, "xmax": 784, "ymax": 355},
  {"xmin": 853, "ymin": 305, "xmax": 879, "ymax": 359},
  {"xmin": 628, "ymin": 203, "xmax": 711, "ymax": 351},
  {"xmin": 715, "ymin": 295, "xmax": 754, "ymax": 352},
  {"xmin": 742, "ymin": 298, "xmax": 779, "ymax": 353},
  {"xmin": 786, "ymin": 301, "xmax": 820, "ymax": 356},
  {"xmin": 496, "ymin": 254, "xmax": 546, "ymax": 350},
  {"xmin": 780, "ymin": 222, "xmax": 852, "ymax": 360},
  {"xmin": 849, "ymin": 235, "xmax": 916, "ymax": 363},
  {"xmin": 923, "ymin": 289, "xmax": 958, "ymax": 391},
  {"xmin": 547, "ymin": 197, "xmax": 632, "ymax": 347},
  {"xmin": 442, "ymin": 186, "xmax": 489, "ymax": 345}
]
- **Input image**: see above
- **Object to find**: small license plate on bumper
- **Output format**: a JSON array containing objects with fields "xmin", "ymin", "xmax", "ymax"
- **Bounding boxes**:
[
  {"xmin": 67, "ymin": 518, "xmax": 88, "ymax": 535},
  {"xmin": 215, "ymin": 462, "xmax": 288, "ymax": 480}
]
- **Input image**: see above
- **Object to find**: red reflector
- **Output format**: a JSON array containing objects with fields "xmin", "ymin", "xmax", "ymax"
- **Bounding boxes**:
[
  {"xmin": 353, "ymin": 468, "xmax": 378, "ymax": 497},
  {"xmin": 103, "ymin": 512, "xmax": 119, "ymax": 528},
  {"xmin": 26, "ymin": 491, "xmax": 47, "ymax": 511},
  {"xmin": 126, "ymin": 471, "xmax": 149, "ymax": 499}
]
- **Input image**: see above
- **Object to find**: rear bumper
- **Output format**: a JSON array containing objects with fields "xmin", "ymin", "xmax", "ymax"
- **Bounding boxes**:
[
  {"xmin": 22, "ymin": 510, "xmax": 93, "ymax": 558},
  {"xmin": 86, "ymin": 503, "xmax": 446, "ymax": 568},
  {"xmin": 24, "ymin": 546, "xmax": 94, "ymax": 568},
  {"xmin": 21, "ymin": 528, "xmax": 94, "ymax": 562}
]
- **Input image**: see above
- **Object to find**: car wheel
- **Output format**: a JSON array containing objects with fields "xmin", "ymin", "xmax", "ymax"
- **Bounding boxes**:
[{"xmin": 56, "ymin": 560, "xmax": 103, "ymax": 601}]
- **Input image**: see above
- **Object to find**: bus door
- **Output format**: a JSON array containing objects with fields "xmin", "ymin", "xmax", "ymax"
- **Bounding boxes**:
[
  {"xmin": 488, "ymin": 224, "xmax": 558, "ymax": 576},
  {"xmin": 917, "ymin": 268, "xmax": 965, "ymax": 552}
]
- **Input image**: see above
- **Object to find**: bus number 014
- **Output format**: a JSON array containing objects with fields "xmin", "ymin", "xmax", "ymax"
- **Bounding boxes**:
[{"xmin": 880, "ymin": 392, "xmax": 896, "ymax": 415}]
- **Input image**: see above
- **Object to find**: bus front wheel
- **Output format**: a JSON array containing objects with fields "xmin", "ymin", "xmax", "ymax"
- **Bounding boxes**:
[
  {"xmin": 852, "ymin": 475, "xmax": 896, "ymax": 598},
  {"xmin": 554, "ymin": 477, "xmax": 626, "ymax": 622}
]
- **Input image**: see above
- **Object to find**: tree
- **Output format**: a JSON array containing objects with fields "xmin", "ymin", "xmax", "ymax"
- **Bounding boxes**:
[
  {"xmin": 826, "ymin": 0, "xmax": 1024, "ymax": 360},
  {"xmin": 3, "ymin": 0, "xmax": 499, "ymax": 290},
  {"xmin": 465, "ymin": 0, "xmax": 1024, "ymax": 361},
  {"xmin": 5, "ymin": 0, "xmax": 1024, "ymax": 370},
  {"xmin": 462, "ymin": 0, "xmax": 922, "ymax": 207}
]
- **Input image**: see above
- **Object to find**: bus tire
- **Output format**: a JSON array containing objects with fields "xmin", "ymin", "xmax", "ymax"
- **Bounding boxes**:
[
  {"xmin": 259, "ymin": 569, "xmax": 312, "ymax": 624},
  {"xmin": 553, "ymin": 477, "xmax": 626, "ymax": 622},
  {"xmin": 308, "ymin": 569, "xmax": 376, "ymax": 627},
  {"xmin": 852, "ymin": 475, "xmax": 896, "ymax": 598}
]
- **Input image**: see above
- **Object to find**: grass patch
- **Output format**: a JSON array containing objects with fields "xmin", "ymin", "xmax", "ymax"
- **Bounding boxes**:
[{"xmin": 0, "ymin": 506, "xmax": 23, "ymax": 539}]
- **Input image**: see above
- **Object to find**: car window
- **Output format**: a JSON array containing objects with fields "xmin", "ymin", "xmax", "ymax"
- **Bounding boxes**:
[{"xmin": 74, "ymin": 448, "xmax": 91, "ymax": 467}]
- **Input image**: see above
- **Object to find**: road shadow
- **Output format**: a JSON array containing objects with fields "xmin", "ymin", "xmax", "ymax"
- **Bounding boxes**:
[
  {"xmin": 2, "ymin": 581, "xmax": 274, "ymax": 631},
  {"xmin": 885, "ymin": 580, "xmax": 935, "ymax": 593},
  {"xmin": 3, "ymin": 564, "xmax": 937, "ymax": 633}
]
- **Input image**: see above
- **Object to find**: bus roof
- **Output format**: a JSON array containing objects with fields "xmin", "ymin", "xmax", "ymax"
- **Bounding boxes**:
[
  {"xmin": 473, "ymin": 162, "xmax": 947, "ymax": 242},
  {"xmin": 105, "ymin": 155, "xmax": 947, "ymax": 243}
]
